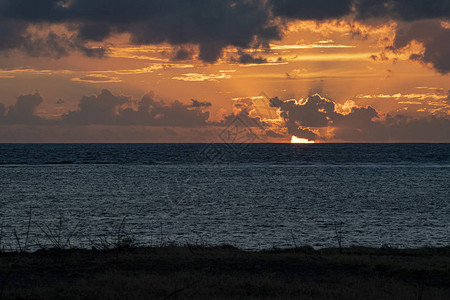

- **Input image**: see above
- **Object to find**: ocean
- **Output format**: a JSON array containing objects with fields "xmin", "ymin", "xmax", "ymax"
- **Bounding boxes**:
[{"xmin": 0, "ymin": 143, "xmax": 449, "ymax": 251}]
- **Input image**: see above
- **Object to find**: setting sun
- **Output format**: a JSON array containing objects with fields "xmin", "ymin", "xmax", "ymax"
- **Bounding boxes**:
[{"xmin": 291, "ymin": 136, "xmax": 315, "ymax": 144}]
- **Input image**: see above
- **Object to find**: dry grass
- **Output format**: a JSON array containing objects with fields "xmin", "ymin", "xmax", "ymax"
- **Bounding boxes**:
[{"xmin": 0, "ymin": 245, "xmax": 449, "ymax": 299}]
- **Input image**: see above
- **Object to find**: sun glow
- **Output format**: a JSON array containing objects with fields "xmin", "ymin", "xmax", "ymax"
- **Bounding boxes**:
[{"xmin": 291, "ymin": 136, "xmax": 315, "ymax": 144}]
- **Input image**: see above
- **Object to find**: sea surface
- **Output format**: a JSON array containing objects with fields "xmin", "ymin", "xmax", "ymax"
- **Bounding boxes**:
[{"xmin": 0, "ymin": 143, "xmax": 449, "ymax": 251}]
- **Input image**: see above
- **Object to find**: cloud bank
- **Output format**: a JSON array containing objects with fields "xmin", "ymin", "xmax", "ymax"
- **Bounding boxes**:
[
  {"xmin": 271, "ymin": 94, "xmax": 450, "ymax": 142},
  {"xmin": 0, "ymin": 89, "xmax": 211, "ymax": 127},
  {"xmin": 0, "ymin": 90, "xmax": 449, "ymax": 142},
  {"xmin": 0, "ymin": 0, "xmax": 448, "ymax": 72},
  {"xmin": 0, "ymin": 0, "xmax": 281, "ymax": 62},
  {"xmin": 390, "ymin": 20, "xmax": 450, "ymax": 74}
]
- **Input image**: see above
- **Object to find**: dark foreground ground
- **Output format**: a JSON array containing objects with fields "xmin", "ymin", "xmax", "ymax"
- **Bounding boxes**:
[{"xmin": 0, "ymin": 245, "xmax": 449, "ymax": 299}]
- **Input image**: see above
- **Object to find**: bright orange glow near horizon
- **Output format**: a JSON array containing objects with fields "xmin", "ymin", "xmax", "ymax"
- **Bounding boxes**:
[
  {"xmin": 0, "ymin": 3, "xmax": 448, "ymax": 143},
  {"xmin": 291, "ymin": 136, "xmax": 315, "ymax": 144}
]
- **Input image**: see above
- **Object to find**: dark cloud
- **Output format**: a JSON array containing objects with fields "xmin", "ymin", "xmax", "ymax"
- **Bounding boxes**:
[
  {"xmin": 265, "ymin": 129, "xmax": 285, "ymax": 138},
  {"xmin": 0, "ymin": 0, "xmax": 449, "ymax": 68},
  {"xmin": 269, "ymin": 0, "xmax": 353, "ymax": 20},
  {"xmin": 1, "ymin": 90, "xmax": 448, "ymax": 141},
  {"xmin": 231, "ymin": 52, "xmax": 268, "ymax": 64},
  {"xmin": 333, "ymin": 114, "xmax": 450, "ymax": 142},
  {"xmin": 62, "ymin": 89, "xmax": 129, "ymax": 125},
  {"xmin": 271, "ymin": 95, "xmax": 337, "ymax": 127},
  {"xmin": 355, "ymin": 0, "xmax": 450, "ymax": 74},
  {"xmin": 62, "ymin": 89, "xmax": 211, "ymax": 127},
  {"xmin": 0, "ymin": 92, "xmax": 49, "ymax": 125},
  {"xmin": 77, "ymin": 22, "xmax": 112, "ymax": 42},
  {"xmin": 270, "ymin": 95, "xmax": 331, "ymax": 139},
  {"xmin": 0, "ymin": 20, "xmax": 28, "ymax": 52},
  {"xmin": 189, "ymin": 99, "xmax": 211, "ymax": 108},
  {"xmin": 21, "ymin": 31, "xmax": 76, "ymax": 58},
  {"xmin": 197, "ymin": 42, "xmax": 226, "ymax": 63},
  {"xmin": 356, "ymin": 0, "xmax": 450, "ymax": 21},
  {"xmin": 271, "ymin": 94, "xmax": 450, "ymax": 142},
  {"xmin": 0, "ymin": 20, "xmax": 107, "ymax": 58},
  {"xmin": 286, "ymin": 124, "xmax": 318, "ymax": 140},
  {"xmin": 0, "ymin": 89, "xmax": 212, "ymax": 127},
  {"xmin": 118, "ymin": 95, "xmax": 211, "ymax": 127},
  {"xmin": 390, "ymin": 20, "xmax": 450, "ymax": 74},
  {"xmin": 0, "ymin": 103, "xmax": 6, "ymax": 119},
  {"xmin": 172, "ymin": 47, "xmax": 194, "ymax": 61},
  {"xmin": 0, "ymin": 0, "xmax": 281, "ymax": 62}
]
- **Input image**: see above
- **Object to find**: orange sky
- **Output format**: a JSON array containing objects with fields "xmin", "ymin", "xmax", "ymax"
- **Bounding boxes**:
[{"xmin": 0, "ymin": 14, "xmax": 449, "ymax": 142}]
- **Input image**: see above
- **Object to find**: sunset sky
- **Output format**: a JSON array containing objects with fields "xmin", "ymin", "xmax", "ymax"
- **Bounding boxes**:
[{"xmin": 0, "ymin": 0, "xmax": 449, "ymax": 142}]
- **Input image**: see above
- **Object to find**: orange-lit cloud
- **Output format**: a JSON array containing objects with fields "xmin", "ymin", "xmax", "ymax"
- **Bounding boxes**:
[
  {"xmin": 0, "ymin": 1, "xmax": 448, "ymax": 142},
  {"xmin": 1, "ymin": 90, "xmax": 449, "ymax": 142},
  {"xmin": 72, "ymin": 74, "xmax": 122, "ymax": 83},
  {"xmin": 172, "ymin": 72, "xmax": 232, "ymax": 82},
  {"xmin": 270, "ymin": 42, "xmax": 355, "ymax": 50},
  {"xmin": 286, "ymin": 20, "xmax": 395, "ymax": 39},
  {"xmin": 356, "ymin": 93, "xmax": 448, "ymax": 101}
]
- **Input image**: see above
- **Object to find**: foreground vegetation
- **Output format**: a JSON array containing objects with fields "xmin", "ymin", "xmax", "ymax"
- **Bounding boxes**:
[{"xmin": 0, "ymin": 245, "xmax": 449, "ymax": 299}]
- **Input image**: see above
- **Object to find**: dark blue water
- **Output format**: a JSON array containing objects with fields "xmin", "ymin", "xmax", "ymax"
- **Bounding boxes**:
[
  {"xmin": 0, "ymin": 143, "xmax": 449, "ymax": 165},
  {"xmin": 0, "ymin": 143, "xmax": 449, "ymax": 251}
]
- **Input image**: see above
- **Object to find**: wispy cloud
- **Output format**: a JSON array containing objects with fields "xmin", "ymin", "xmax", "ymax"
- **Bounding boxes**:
[
  {"xmin": 71, "ymin": 74, "xmax": 122, "ymax": 83},
  {"xmin": 108, "ymin": 46, "xmax": 172, "ymax": 62},
  {"xmin": 172, "ymin": 72, "xmax": 232, "ymax": 82},
  {"xmin": 284, "ymin": 53, "xmax": 376, "ymax": 61},
  {"xmin": 356, "ymin": 93, "xmax": 448, "ymax": 101},
  {"xmin": 98, "ymin": 64, "xmax": 194, "ymax": 75},
  {"xmin": 270, "ymin": 43, "xmax": 355, "ymax": 50},
  {"xmin": 0, "ymin": 68, "xmax": 72, "ymax": 76}
]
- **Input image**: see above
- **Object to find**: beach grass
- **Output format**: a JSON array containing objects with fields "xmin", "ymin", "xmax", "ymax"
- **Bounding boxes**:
[{"xmin": 0, "ymin": 245, "xmax": 449, "ymax": 299}]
